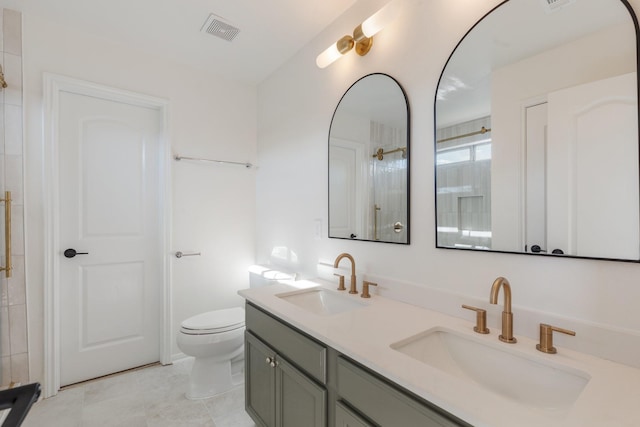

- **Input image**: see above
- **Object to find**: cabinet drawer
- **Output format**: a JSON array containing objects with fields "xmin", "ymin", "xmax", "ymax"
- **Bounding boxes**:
[
  {"xmin": 246, "ymin": 303, "xmax": 327, "ymax": 384},
  {"xmin": 336, "ymin": 401, "xmax": 375, "ymax": 427},
  {"xmin": 337, "ymin": 357, "xmax": 470, "ymax": 427}
]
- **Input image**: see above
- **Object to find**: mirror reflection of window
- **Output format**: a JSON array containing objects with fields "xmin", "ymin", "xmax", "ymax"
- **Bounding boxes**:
[
  {"xmin": 436, "ymin": 117, "xmax": 492, "ymax": 249},
  {"xmin": 434, "ymin": 0, "xmax": 639, "ymax": 261}
]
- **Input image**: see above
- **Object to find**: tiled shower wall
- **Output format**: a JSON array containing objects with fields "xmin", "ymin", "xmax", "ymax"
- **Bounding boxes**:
[{"xmin": 0, "ymin": 9, "xmax": 27, "ymax": 386}]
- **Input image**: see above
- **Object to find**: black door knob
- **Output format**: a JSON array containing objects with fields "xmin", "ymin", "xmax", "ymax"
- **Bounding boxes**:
[
  {"xmin": 551, "ymin": 249, "xmax": 564, "ymax": 255},
  {"xmin": 64, "ymin": 248, "xmax": 89, "ymax": 258},
  {"xmin": 531, "ymin": 245, "xmax": 547, "ymax": 253}
]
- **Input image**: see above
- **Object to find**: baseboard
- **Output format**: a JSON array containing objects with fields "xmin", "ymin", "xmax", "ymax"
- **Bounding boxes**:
[{"xmin": 171, "ymin": 353, "xmax": 191, "ymax": 363}]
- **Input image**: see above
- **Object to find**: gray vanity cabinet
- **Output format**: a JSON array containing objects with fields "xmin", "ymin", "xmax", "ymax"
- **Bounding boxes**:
[{"xmin": 245, "ymin": 304, "xmax": 327, "ymax": 427}]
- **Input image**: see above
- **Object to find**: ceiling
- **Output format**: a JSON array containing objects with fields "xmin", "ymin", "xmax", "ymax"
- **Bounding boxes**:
[{"xmin": 6, "ymin": 0, "xmax": 358, "ymax": 85}]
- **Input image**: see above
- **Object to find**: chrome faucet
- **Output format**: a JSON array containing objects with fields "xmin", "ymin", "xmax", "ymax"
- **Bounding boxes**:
[
  {"xmin": 333, "ymin": 253, "xmax": 357, "ymax": 294},
  {"xmin": 489, "ymin": 276, "xmax": 517, "ymax": 343}
]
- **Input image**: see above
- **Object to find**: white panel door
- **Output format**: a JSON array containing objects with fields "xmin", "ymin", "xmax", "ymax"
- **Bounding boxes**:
[
  {"xmin": 329, "ymin": 138, "xmax": 367, "ymax": 239},
  {"xmin": 58, "ymin": 91, "xmax": 162, "ymax": 386},
  {"xmin": 524, "ymin": 102, "xmax": 548, "ymax": 253},
  {"xmin": 547, "ymin": 72, "xmax": 639, "ymax": 259}
]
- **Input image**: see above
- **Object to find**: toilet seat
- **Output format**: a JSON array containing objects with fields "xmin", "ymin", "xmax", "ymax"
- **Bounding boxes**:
[{"xmin": 180, "ymin": 307, "xmax": 245, "ymax": 335}]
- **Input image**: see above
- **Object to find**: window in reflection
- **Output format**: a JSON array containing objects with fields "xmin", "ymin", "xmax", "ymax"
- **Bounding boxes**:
[
  {"xmin": 436, "ymin": 116, "xmax": 492, "ymax": 249},
  {"xmin": 434, "ymin": 0, "xmax": 639, "ymax": 260}
]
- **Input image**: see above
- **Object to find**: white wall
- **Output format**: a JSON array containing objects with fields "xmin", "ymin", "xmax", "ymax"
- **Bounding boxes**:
[
  {"xmin": 23, "ymin": 14, "xmax": 257, "ymax": 382},
  {"xmin": 256, "ymin": 0, "xmax": 640, "ymax": 366}
]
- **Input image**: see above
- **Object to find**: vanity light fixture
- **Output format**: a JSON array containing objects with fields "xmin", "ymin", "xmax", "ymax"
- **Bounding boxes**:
[{"xmin": 316, "ymin": 0, "xmax": 401, "ymax": 69}]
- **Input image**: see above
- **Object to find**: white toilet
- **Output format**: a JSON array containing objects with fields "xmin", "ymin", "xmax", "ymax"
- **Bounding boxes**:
[
  {"xmin": 177, "ymin": 307, "xmax": 246, "ymax": 399},
  {"xmin": 177, "ymin": 266, "xmax": 294, "ymax": 400}
]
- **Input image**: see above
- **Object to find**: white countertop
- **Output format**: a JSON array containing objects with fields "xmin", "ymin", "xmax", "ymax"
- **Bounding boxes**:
[{"xmin": 239, "ymin": 279, "xmax": 640, "ymax": 427}]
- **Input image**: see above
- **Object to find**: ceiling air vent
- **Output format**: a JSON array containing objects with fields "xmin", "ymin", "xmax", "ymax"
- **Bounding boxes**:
[
  {"xmin": 540, "ymin": 0, "xmax": 576, "ymax": 14},
  {"xmin": 201, "ymin": 14, "xmax": 240, "ymax": 42}
]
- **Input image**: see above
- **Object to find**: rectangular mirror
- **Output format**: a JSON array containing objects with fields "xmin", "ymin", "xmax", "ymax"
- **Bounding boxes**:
[
  {"xmin": 434, "ymin": 0, "xmax": 639, "ymax": 261},
  {"xmin": 329, "ymin": 73, "xmax": 410, "ymax": 244}
]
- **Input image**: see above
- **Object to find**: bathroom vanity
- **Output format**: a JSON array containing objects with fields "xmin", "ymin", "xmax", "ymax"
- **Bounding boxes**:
[
  {"xmin": 239, "ymin": 280, "xmax": 640, "ymax": 427},
  {"xmin": 244, "ymin": 302, "xmax": 468, "ymax": 427}
]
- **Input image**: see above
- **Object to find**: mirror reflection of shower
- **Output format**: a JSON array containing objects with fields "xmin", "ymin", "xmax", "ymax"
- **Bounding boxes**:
[
  {"xmin": 328, "ymin": 73, "xmax": 410, "ymax": 244},
  {"xmin": 370, "ymin": 121, "xmax": 407, "ymax": 243}
]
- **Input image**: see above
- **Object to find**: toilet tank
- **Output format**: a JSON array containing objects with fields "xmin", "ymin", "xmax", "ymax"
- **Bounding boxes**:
[{"xmin": 248, "ymin": 265, "xmax": 296, "ymax": 288}]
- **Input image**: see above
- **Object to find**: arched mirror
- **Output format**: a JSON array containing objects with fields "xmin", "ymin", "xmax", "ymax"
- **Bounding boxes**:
[
  {"xmin": 435, "ymin": 0, "xmax": 639, "ymax": 261},
  {"xmin": 329, "ymin": 73, "xmax": 410, "ymax": 244}
]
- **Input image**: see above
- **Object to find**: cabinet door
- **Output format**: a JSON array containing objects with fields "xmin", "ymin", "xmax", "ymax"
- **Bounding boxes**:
[
  {"xmin": 246, "ymin": 332, "xmax": 277, "ymax": 427},
  {"xmin": 246, "ymin": 303, "xmax": 327, "ymax": 384},
  {"xmin": 276, "ymin": 357, "xmax": 327, "ymax": 427},
  {"xmin": 335, "ymin": 401, "xmax": 375, "ymax": 427}
]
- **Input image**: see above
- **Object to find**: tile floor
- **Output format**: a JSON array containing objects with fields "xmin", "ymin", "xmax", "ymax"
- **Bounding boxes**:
[{"xmin": 22, "ymin": 359, "xmax": 256, "ymax": 427}]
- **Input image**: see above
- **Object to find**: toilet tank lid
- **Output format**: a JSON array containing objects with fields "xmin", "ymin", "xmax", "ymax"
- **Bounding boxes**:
[
  {"xmin": 181, "ymin": 307, "xmax": 245, "ymax": 330},
  {"xmin": 248, "ymin": 264, "xmax": 296, "ymax": 280}
]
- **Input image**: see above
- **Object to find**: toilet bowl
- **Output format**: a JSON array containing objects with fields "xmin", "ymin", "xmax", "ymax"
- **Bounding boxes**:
[{"xmin": 177, "ymin": 307, "xmax": 246, "ymax": 399}]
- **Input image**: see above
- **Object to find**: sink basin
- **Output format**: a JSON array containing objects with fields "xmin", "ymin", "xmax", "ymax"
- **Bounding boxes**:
[
  {"xmin": 391, "ymin": 328, "xmax": 590, "ymax": 412},
  {"xmin": 277, "ymin": 288, "xmax": 366, "ymax": 316}
]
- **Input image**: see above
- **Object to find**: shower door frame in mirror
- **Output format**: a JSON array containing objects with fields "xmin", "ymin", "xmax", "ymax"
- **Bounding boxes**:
[
  {"xmin": 329, "ymin": 73, "xmax": 411, "ymax": 244},
  {"xmin": 434, "ymin": 0, "xmax": 640, "ymax": 262}
]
